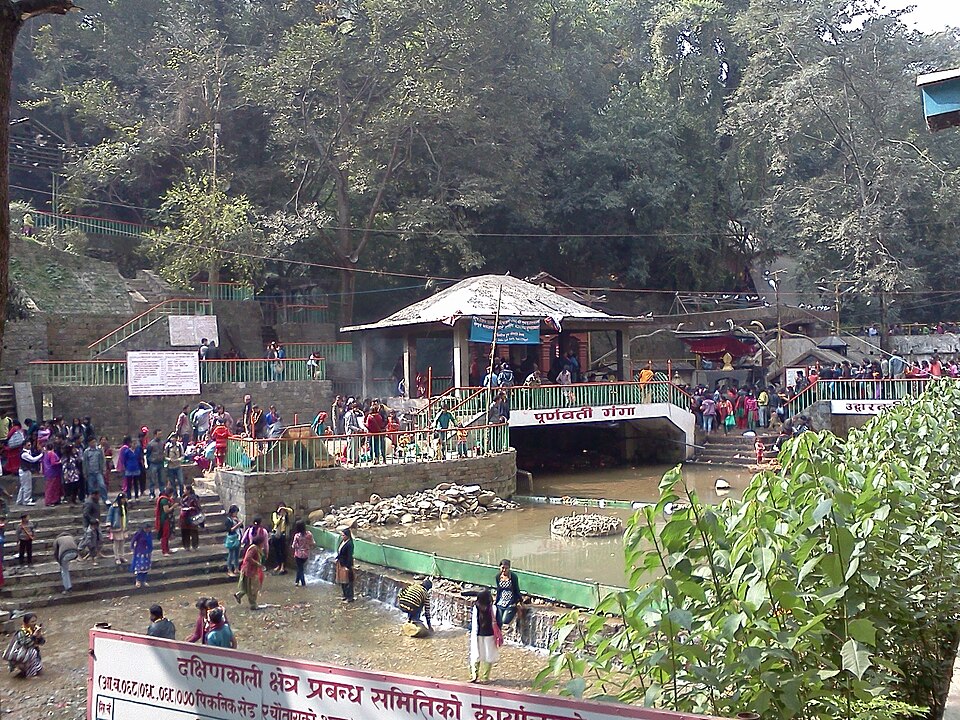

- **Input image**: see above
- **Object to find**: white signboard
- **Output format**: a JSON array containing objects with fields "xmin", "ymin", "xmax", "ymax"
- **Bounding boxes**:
[
  {"xmin": 87, "ymin": 629, "xmax": 718, "ymax": 720},
  {"xmin": 169, "ymin": 315, "xmax": 219, "ymax": 347},
  {"xmin": 830, "ymin": 399, "xmax": 901, "ymax": 415},
  {"xmin": 511, "ymin": 404, "xmax": 638, "ymax": 427},
  {"xmin": 127, "ymin": 351, "xmax": 200, "ymax": 397}
]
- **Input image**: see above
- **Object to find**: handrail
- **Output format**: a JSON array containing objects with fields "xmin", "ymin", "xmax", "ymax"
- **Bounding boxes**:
[
  {"xmin": 32, "ymin": 209, "xmax": 155, "ymax": 237},
  {"xmin": 30, "ymin": 356, "xmax": 326, "ymax": 386},
  {"xmin": 87, "ymin": 298, "xmax": 213, "ymax": 357},
  {"xmin": 782, "ymin": 377, "xmax": 939, "ymax": 417},
  {"xmin": 226, "ymin": 421, "xmax": 511, "ymax": 472},
  {"xmin": 415, "ymin": 380, "xmax": 693, "ymax": 430}
]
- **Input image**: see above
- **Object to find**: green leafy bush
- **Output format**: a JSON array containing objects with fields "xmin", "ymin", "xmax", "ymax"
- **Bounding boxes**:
[{"xmin": 538, "ymin": 385, "xmax": 960, "ymax": 719}]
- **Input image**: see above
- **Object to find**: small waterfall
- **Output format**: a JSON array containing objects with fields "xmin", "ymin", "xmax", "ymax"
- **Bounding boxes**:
[{"xmin": 305, "ymin": 553, "xmax": 562, "ymax": 651}]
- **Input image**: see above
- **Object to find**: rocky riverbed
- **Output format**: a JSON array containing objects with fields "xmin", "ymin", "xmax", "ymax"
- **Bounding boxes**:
[
  {"xmin": 550, "ymin": 513, "xmax": 624, "ymax": 537},
  {"xmin": 310, "ymin": 483, "xmax": 518, "ymax": 529}
]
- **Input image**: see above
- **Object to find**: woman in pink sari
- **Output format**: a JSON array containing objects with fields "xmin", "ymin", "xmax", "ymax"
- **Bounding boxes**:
[{"xmin": 42, "ymin": 443, "xmax": 62, "ymax": 506}]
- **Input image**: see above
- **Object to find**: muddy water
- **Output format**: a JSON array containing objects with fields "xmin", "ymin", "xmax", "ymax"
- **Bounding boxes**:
[{"xmin": 365, "ymin": 464, "xmax": 755, "ymax": 588}]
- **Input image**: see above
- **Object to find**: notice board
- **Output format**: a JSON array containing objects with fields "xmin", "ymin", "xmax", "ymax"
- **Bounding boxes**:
[{"xmin": 127, "ymin": 351, "xmax": 201, "ymax": 397}]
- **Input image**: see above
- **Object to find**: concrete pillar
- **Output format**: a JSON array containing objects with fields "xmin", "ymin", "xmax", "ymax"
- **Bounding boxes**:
[
  {"xmin": 616, "ymin": 330, "xmax": 628, "ymax": 381},
  {"xmin": 360, "ymin": 335, "xmax": 372, "ymax": 399},
  {"xmin": 452, "ymin": 322, "xmax": 469, "ymax": 389},
  {"xmin": 403, "ymin": 334, "xmax": 416, "ymax": 399}
]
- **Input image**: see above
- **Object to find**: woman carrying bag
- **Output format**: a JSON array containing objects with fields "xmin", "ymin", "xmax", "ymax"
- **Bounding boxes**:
[
  {"xmin": 468, "ymin": 590, "xmax": 502, "ymax": 684},
  {"xmin": 335, "ymin": 526, "xmax": 355, "ymax": 602}
]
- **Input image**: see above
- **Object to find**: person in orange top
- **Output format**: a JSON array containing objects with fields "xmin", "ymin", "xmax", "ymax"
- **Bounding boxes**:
[{"xmin": 211, "ymin": 420, "xmax": 230, "ymax": 468}]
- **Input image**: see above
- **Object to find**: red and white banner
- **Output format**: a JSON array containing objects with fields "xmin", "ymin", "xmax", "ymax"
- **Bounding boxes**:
[{"xmin": 88, "ymin": 629, "xmax": 717, "ymax": 720}]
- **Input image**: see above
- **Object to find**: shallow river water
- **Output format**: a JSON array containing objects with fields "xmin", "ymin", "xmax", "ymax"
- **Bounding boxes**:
[{"xmin": 365, "ymin": 464, "xmax": 754, "ymax": 588}]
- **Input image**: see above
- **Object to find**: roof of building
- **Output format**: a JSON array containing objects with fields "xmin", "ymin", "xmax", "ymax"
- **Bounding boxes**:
[
  {"xmin": 523, "ymin": 272, "xmax": 607, "ymax": 307},
  {"xmin": 341, "ymin": 274, "xmax": 633, "ymax": 333}
]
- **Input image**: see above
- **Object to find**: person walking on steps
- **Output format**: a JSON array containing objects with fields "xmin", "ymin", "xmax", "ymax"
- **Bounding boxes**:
[
  {"xmin": 106, "ymin": 494, "xmax": 129, "ymax": 565},
  {"xmin": 155, "ymin": 485, "xmax": 178, "ymax": 556},
  {"xmin": 52, "ymin": 532, "xmax": 77, "ymax": 594},
  {"xmin": 469, "ymin": 589, "xmax": 502, "ymax": 684},
  {"xmin": 130, "ymin": 524, "xmax": 153, "ymax": 589}
]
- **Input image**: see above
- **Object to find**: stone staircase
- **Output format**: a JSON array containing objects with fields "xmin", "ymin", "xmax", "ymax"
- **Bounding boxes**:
[
  {"xmin": 0, "ymin": 490, "xmax": 232, "ymax": 611},
  {"xmin": 0, "ymin": 386, "xmax": 16, "ymax": 419},
  {"xmin": 692, "ymin": 432, "xmax": 780, "ymax": 467}
]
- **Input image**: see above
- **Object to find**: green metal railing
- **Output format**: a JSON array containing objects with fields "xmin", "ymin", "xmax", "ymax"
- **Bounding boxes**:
[
  {"xmin": 195, "ymin": 281, "xmax": 255, "ymax": 301},
  {"xmin": 280, "ymin": 342, "xmax": 354, "ymax": 362},
  {"xmin": 200, "ymin": 357, "xmax": 318, "ymax": 384},
  {"xmin": 417, "ymin": 381, "xmax": 691, "ymax": 429},
  {"xmin": 308, "ymin": 529, "xmax": 624, "ymax": 610},
  {"xmin": 263, "ymin": 304, "xmax": 331, "ymax": 325},
  {"xmin": 225, "ymin": 422, "xmax": 510, "ymax": 473},
  {"xmin": 33, "ymin": 210, "xmax": 151, "ymax": 238},
  {"xmin": 430, "ymin": 375, "xmax": 454, "ymax": 396},
  {"xmin": 31, "ymin": 357, "xmax": 320, "ymax": 387},
  {"xmin": 784, "ymin": 378, "xmax": 937, "ymax": 417},
  {"xmin": 30, "ymin": 360, "xmax": 127, "ymax": 386},
  {"xmin": 88, "ymin": 298, "xmax": 213, "ymax": 357}
]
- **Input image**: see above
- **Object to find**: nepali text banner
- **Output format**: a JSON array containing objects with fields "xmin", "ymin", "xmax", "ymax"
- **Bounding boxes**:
[
  {"xmin": 829, "ymin": 399, "xmax": 901, "ymax": 415},
  {"xmin": 88, "ymin": 629, "xmax": 721, "ymax": 720},
  {"xmin": 469, "ymin": 317, "xmax": 541, "ymax": 345}
]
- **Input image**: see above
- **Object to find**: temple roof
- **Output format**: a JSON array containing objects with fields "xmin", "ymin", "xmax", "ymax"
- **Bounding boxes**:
[{"xmin": 341, "ymin": 274, "xmax": 634, "ymax": 333}]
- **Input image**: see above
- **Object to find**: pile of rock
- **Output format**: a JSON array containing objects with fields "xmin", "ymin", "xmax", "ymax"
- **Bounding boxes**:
[
  {"xmin": 312, "ymin": 483, "xmax": 518, "ymax": 529},
  {"xmin": 550, "ymin": 513, "xmax": 624, "ymax": 538}
]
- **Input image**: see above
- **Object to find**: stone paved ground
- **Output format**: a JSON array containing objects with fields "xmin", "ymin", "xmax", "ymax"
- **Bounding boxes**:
[{"xmin": 0, "ymin": 576, "xmax": 545, "ymax": 719}]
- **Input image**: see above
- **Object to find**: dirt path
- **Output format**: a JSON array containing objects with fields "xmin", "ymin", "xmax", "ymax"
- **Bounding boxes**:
[{"xmin": 0, "ymin": 577, "xmax": 545, "ymax": 719}]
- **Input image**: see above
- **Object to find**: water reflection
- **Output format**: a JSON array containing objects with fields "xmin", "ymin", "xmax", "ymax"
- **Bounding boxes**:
[{"xmin": 365, "ymin": 465, "xmax": 755, "ymax": 588}]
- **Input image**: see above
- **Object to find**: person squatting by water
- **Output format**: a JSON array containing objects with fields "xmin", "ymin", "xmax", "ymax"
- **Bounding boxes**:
[{"xmin": 397, "ymin": 578, "xmax": 433, "ymax": 631}]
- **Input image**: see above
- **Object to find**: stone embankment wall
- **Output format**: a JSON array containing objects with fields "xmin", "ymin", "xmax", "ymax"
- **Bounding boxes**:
[
  {"xmin": 212, "ymin": 450, "xmax": 518, "ymax": 521},
  {"xmin": 310, "ymin": 553, "xmax": 564, "ymax": 651},
  {"xmin": 36, "ymin": 380, "xmax": 333, "ymax": 442}
]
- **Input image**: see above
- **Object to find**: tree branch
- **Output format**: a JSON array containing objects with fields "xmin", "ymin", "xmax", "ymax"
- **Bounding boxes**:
[{"xmin": 13, "ymin": 0, "xmax": 78, "ymax": 22}]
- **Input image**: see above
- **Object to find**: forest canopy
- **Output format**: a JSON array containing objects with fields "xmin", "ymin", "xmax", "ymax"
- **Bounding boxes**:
[{"xmin": 10, "ymin": 0, "xmax": 960, "ymax": 324}]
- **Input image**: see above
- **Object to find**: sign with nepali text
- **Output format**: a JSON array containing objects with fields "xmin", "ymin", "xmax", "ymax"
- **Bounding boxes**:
[
  {"xmin": 87, "ymin": 629, "xmax": 720, "ymax": 720},
  {"xmin": 126, "ymin": 351, "xmax": 200, "ymax": 397},
  {"xmin": 469, "ymin": 316, "xmax": 541, "ymax": 345},
  {"xmin": 830, "ymin": 399, "xmax": 901, "ymax": 415},
  {"xmin": 510, "ymin": 404, "xmax": 641, "ymax": 427},
  {"xmin": 169, "ymin": 315, "xmax": 219, "ymax": 347}
]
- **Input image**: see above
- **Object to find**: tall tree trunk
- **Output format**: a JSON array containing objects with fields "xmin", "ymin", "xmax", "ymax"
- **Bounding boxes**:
[
  {"xmin": 0, "ymin": 0, "xmax": 76, "ymax": 367},
  {"xmin": 0, "ymin": 6, "xmax": 15, "ymax": 370}
]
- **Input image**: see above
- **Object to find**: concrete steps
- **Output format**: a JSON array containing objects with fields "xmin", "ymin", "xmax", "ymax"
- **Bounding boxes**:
[
  {"xmin": 1, "ymin": 496, "xmax": 223, "ymax": 554},
  {"xmin": 691, "ymin": 433, "xmax": 780, "ymax": 467},
  {"xmin": 0, "ymin": 491, "xmax": 233, "ymax": 611}
]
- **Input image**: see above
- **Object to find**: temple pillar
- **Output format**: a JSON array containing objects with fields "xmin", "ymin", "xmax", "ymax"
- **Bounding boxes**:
[
  {"xmin": 452, "ymin": 321, "xmax": 469, "ymax": 389},
  {"xmin": 360, "ymin": 335, "xmax": 373, "ymax": 399},
  {"xmin": 403, "ymin": 334, "xmax": 417, "ymax": 399},
  {"xmin": 616, "ymin": 328, "xmax": 631, "ymax": 381}
]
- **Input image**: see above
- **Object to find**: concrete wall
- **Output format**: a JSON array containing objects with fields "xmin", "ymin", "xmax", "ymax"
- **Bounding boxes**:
[
  {"xmin": 313, "ymin": 554, "xmax": 562, "ymax": 650},
  {"xmin": 275, "ymin": 322, "xmax": 336, "ymax": 345},
  {"xmin": 46, "ymin": 313, "xmax": 134, "ymax": 360},
  {"xmin": 37, "ymin": 379, "xmax": 333, "ymax": 441},
  {"xmin": 1, "ymin": 318, "xmax": 47, "ymax": 383},
  {"xmin": 212, "ymin": 450, "xmax": 517, "ymax": 520}
]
